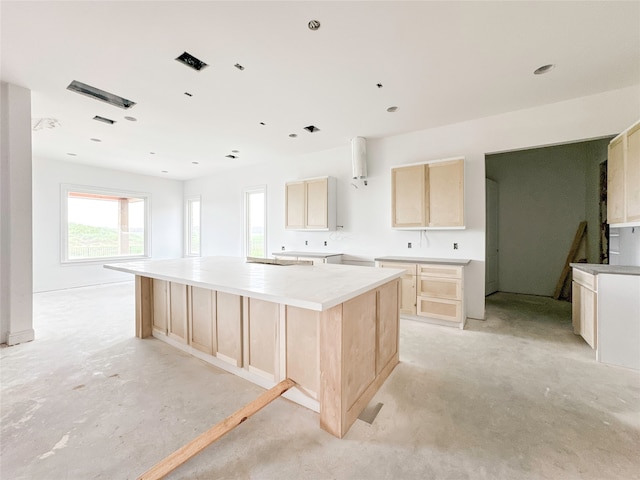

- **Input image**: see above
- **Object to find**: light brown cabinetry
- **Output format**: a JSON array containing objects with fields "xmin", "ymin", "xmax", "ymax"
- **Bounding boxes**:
[
  {"xmin": 608, "ymin": 120, "xmax": 640, "ymax": 226},
  {"xmin": 285, "ymin": 176, "xmax": 336, "ymax": 230},
  {"xmin": 378, "ymin": 261, "xmax": 466, "ymax": 328},
  {"xmin": 571, "ymin": 268, "xmax": 597, "ymax": 349},
  {"xmin": 378, "ymin": 262, "xmax": 416, "ymax": 315},
  {"xmin": 417, "ymin": 264, "xmax": 463, "ymax": 324},
  {"xmin": 391, "ymin": 158, "xmax": 464, "ymax": 228}
]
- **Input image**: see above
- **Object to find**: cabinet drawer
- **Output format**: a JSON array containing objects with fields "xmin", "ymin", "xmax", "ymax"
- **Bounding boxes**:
[
  {"xmin": 379, "ymin": 262, "xmax": 417, "ymax": 276},
  {"xmin": 417, "ymin": 296, "xmax": 462, "ymax": 323},
  {"xmin": 417, "ymin": 276, "xmax": 461, "ymax": 301},
  {"xmin": 573, "ymin": 268, "xmax": 596, "ymax": 291},
  {"xmin": 418, "ymin": 264, "xmax": 462, "ymax": 278}
]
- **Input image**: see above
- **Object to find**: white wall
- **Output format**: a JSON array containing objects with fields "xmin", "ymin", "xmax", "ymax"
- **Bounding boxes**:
[
  {"xmin": 32, "ymin": 158, "xmax": 184, "ymax": 292},
  {"xmin": 611, "ymin": 226, "xmax": 640, "ymax": 266},
  {"xmin": 184, "ymin": 85, "xmax": 640, "ymax": 320},
  {"xmin": 1, "ymin": 82, "xmax": 35, "ymax": 345},
  {"xmin": 486, "ymin": 140, "xmax": 609, "ymax": 296}
]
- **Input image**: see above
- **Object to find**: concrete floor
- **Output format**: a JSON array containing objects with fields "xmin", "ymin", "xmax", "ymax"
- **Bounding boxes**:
[{"xmin": 1, "ymin": 283, "xmax": 639, "ymax": 480}]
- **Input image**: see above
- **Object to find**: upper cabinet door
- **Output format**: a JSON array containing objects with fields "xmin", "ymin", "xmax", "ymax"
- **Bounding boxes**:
[
  {"xmin": 428, "ymin": 159, "xmax": 464, "ymax": 227},
  {"xmin": 392, "ymin": 164, "xmax": 427, "ymax": 227},
  {"xmin": 625, "ymin": 122, "xmax": 640, "ymax": 223},
  {"xmin": 285, "ymin": 181, "xmax": 306, "ymax": 229},
  {"xmin": 305, "ymin": 177, "xmax": 329, "ymax": 229},
  {"xmin": 607, "ymin": 135, "xmax": 626, "ymax": 225}
]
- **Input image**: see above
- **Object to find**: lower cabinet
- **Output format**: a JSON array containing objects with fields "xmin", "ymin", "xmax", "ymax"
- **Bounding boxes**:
[
  {"xmin": 572, "ymin": 269, "xmax": 597, "ymax": 349},
  {"xmin": 378, "ymin": 261, "xmax": 465, "ymax": 328}
]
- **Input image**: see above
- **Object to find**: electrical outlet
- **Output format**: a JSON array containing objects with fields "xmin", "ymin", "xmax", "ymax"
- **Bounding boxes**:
[
  {"xmin": 281, "ymin": 246, "xmax": 285, "ymax": 250},
  {"xmin": 324, "ymin": 241, "xmax": 327, "ymax": 246},
  {"xmin": 453, "ymin": 243, "xmax": 458, "ymax": 250},
  {"xmin": 305, "ymin": 240, "xmax": 308, "ymax": 246},
  {"xmin": 408, "ymin": 242, "xmax": 412, "ymax": 248}
]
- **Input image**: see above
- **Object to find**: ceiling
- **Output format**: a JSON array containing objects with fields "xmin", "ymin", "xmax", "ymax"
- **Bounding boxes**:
[{"xmin": 2, "ymin": 1, "xmax": 639, "ymax": 180}]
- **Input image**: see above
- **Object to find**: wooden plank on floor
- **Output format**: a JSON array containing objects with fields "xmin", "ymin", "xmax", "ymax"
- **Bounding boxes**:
[
  {"xmin": 136, "ymin": 378, "xmax": 295, "ymax": 480},
  {"xmin": 553, "ymin": 221, "xmax": 587, "ymax": 300}
]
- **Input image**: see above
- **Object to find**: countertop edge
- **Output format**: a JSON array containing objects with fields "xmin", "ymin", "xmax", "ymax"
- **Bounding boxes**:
[
  {"xmin": 374, "ymin": 256, "xmax": 471, "ymax": 265},
  {"xmin": 570, "ymin": 263, "xmax": 640, "ymax": 276}
]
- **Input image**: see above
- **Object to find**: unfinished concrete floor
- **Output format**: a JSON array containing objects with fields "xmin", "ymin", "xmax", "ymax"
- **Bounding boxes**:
[{"xmin": 1, "ymin": 284, "xmax": 639, "ymax": 480}]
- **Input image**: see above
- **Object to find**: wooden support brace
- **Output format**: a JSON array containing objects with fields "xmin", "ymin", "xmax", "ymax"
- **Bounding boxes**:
[
  {"xmin": 554, "ymin": 221, "xmax": 588, "ymax": 300},
  {"xmin": 137, "ymin": 378, "xmax": 296, "ymax": 480}
]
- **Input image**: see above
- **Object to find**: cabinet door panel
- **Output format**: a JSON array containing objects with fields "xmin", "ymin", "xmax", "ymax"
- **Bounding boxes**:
[
  {"xmin": 418, "ymin": 277, "xmax": 461, "ymax": 301},
  {"xmin": 168, "ymin": 282, "xmax": 188, "ymax": 343},
  {"xmin": 191, "ymin": 286, "xmax": 215, "ymax": 354},
  {"xmin": 286, "ymin": 306, "xmax": 320, "ymax": 397},
  {"xmin": 400, "ymin": 275, "xmax": 417, "ymax": 315},
  {"xmin": 428, "ymin": 159, "xmax": 464, "ymax": 227},
  {"xmin": 571, "ymin": 281, "xmax": 581, "ymax": 335},
  {"xmin": 248, "ymin": 298, "xmax": 278, "ymax": 379},
  {"xmin": 392, "ymin": 164, "xmax": 427, "ymax": 227},
  {"xmin": 377, "ymin": 280, "xmax": 399, "ymax": 375},
  {"xmin": 608, "ymin": 136, "xmax": 625, "ymax": 224},
  {"xmin": 152, "ymin": 279, "xmax": 168, "ymax": 335},
  {"xmin": 581, "ymin": 287, "xmax": 597, "ymax": 349},
  {"xmin": 306, "ymin": 178, "xmax": 328, "ymax": 229},
  {"xmin": 418, "ymin": 264, "xmax": 462, "ymax": 278},
  {"xmin": 626, "ymin": 123, "xmax": 640, "ymax": 222},
  {"xmin": 285, "ymin": 181, "xmax": 306, "ymax": 229},
  {"xmin": 216, "ymin": 292, "xmax": 243, "ymax": 366},
  {"xmin": 417, "ymin": 296, "xmax": 461, "ymax": 322}
]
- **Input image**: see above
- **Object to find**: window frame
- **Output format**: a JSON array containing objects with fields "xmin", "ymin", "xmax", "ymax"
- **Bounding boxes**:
[
  {"xmin": 60, "ymin": 184, "xmax": 151, "ymax": 264},
  {"xmin": 184, "ymin": 195, "xmax": 202, "ymax": 257},
  {"xmin": 243, "ymin": 185, "xmax": 267, "ymax": 258}
]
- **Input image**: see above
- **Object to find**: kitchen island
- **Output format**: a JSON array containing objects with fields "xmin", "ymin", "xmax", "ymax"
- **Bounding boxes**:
[{"xmin": 105, "ymin": 256, "xmax": 404, "ymax": 437}]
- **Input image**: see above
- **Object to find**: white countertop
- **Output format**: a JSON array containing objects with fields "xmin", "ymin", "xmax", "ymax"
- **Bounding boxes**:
[
  {"xmin": 273, "ymin": 251, "xmax": 343, "ymax": 258},
  {"xmin": 570, "ymin": 263, "xmax": 640, "ymax": 276},
  {"xmin": 375, "ymin": 256, "xmax": 471, "ymax": 265},
  {"xmin": 105, "ymin": 256, "xmax": 404, "ymax": 311}
]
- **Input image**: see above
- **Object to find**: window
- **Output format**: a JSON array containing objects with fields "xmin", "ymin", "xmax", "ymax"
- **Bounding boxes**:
[
  {"xmin": 61, "ymin": 185, "xmax": 150, "ymax": 263},
  {"xmin": 185, "ymin": 196, "xmax": 201, "ymax": 256},
  {"xmin": 244, "ymin": 186, "xmax": 266, "ymax": 257}
]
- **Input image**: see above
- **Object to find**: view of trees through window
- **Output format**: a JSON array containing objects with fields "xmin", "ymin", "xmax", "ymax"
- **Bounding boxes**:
[{"xmin": 66, "ymin": 190, "xmax": 147, "ymax": 261}]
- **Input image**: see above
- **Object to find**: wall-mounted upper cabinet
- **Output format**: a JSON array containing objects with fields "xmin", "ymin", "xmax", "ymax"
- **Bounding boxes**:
[
  {"xmin": 608, "ymin": 120, "xmax": 640, "ymax": 227},
  {"xmin": 285, "ymin": 176, "xmax": 337, "ymax": 231},
  {"xmin": 392, "ymin": 158, "xmax": 464, "ymax": 229}
]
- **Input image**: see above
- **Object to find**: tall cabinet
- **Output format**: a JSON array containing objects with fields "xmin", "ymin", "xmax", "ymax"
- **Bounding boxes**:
[
  {"xmin": 391, "ymin": 158, "xmax": 464, "ymax": 228},
  {"xmin": 608, "ymin": 120, "xmax": 640, "ymax": 226}
]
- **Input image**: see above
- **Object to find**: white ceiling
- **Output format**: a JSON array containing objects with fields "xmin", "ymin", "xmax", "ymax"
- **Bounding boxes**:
[{"xmin": 2, "ymin": 1, "xmax": 639, "ymax": 180}]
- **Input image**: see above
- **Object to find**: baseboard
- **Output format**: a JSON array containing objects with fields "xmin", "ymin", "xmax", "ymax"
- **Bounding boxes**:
[{"xmin": 6, "ymin": 328, "xmax": 35, "ymax": 345}]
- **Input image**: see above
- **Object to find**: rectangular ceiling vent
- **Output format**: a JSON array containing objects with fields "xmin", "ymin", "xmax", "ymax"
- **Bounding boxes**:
[
  {"xmin": 93, "ymin": 115, "xmax": 116, "ymax": 125},
  {"xmin": 175, "ymin": 51, "xmax": 208, "ymax": 71},
  {"xmin": 67, "ymin": 81, "xmax": 136, "ymax": 109}
]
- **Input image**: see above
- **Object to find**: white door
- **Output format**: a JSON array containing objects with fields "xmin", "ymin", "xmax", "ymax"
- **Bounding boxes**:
[{"xmin": 485, "ymin": 178, "xmax": 499, "ymax": 295}]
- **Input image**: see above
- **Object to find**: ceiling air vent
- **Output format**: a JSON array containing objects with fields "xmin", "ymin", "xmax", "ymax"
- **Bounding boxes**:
[
  {"xmin": 226, "ymin": 154, "xmax": 238, "ymax": 159},
  {"xmin": 175, "ymin": 51, "xmax": 208, "ymax": 71},
  {"xmin": 304, "ymin": 125, "xmax": 320, "ymax": 133},
  {"xmin": 93, "ymin": 115, "xmax": 116, "ymax": 125},
  {"xmin": 67, "ymin": 81, "xmax": 136, "ymax": 109}
]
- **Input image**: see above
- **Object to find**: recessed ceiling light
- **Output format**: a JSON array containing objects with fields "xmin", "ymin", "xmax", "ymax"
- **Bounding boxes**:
[
  {"xmin": 90, "ymin": 138, "xmax": 102, "ymax": 142},
  {"xmin": 289, "ymin": 133, "xmax": 297, "ymax": 138},
  {"xmin": 192, "ymin": 161, "xmax": 199, "ymax": 165},
  {"xmin": 376, "ymin": 83, "xmax": 383, "ymax": 88},
  {"xmin": 175, "ymin": 51, "xmax": 208, "ymax": 71},
  {"xmin": 226, "ymin": 154, "xmax": 238, "ymax": 159},
  {"xmin": 234, "ymin": 63, "xmax": 245, "ymax": 71},
  {"xmin": 231, "ymin": 149, "xmax": 239, "ymax": 153},
  {"xmin": 161, "ymin": 170, "xmax": 168, "ymax": 173},
  {"xmin": 534, "ymin": 64, "xmax": 555, "ymax": 75},
  {"xmin": 304, "ymin": 125, "xmax": 319, "ymax": 133},
  {"xmin": 150, "ymin": 152, "xmax": 156, "ymax": 155},
  {"xmin": 93, "ymin": 115, "xmax": 115, "ymax": 125},
  {"xmin": 386, "ymin": 106, "xmax": 398, "ymax": 113},
  {"xmin": 124, "ymin": 116, "xmax": 137, "ymax": 122},
  {"xmin": 67, "ymin": 80, "xmax": 136, "ymax": 109},
  {"xmin": 308, "ymin": 20, "xmax": 321, "ymax": 30},
  {"xmin": 184, "ymin": 92, "xmax": 193, "ymax": 97},
  {"xmin": 67, "ymin": 153, "xmax": 77, "ymax": 156},
  {"xmin": 260, "ymin": 122, "xmax": 266, "ymax": 126}
]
